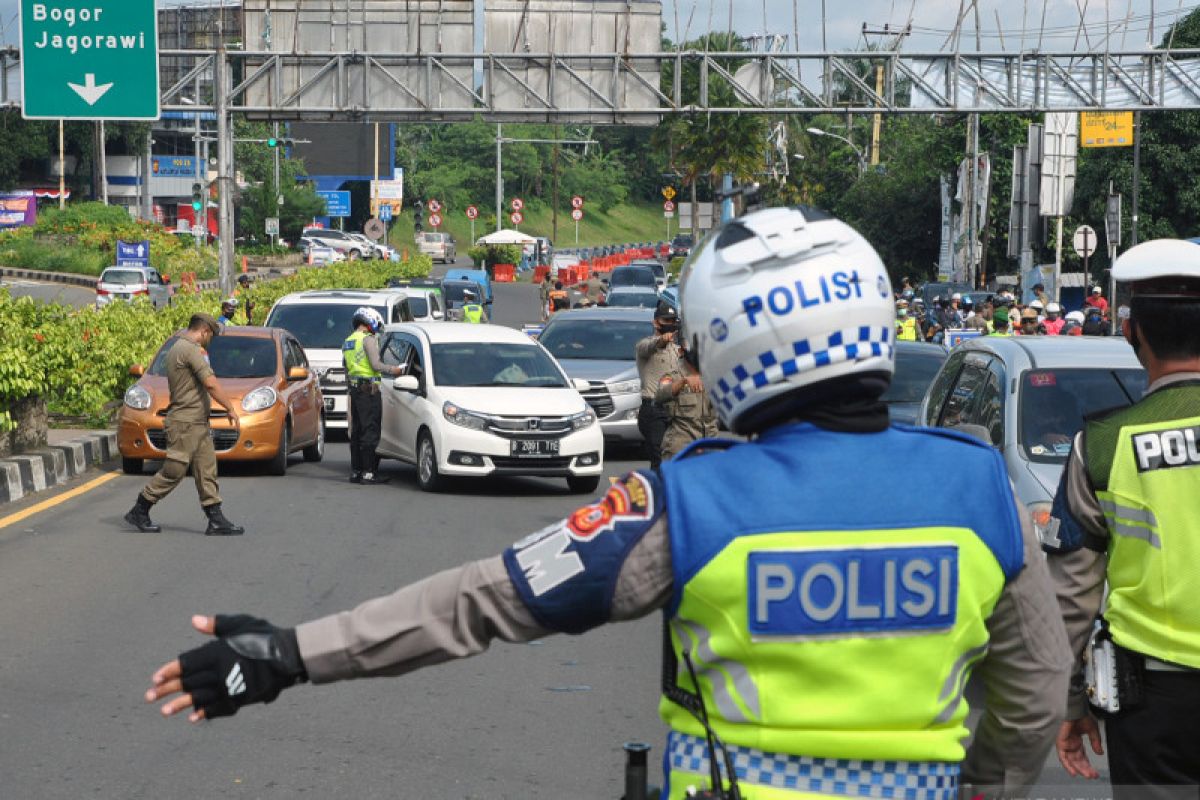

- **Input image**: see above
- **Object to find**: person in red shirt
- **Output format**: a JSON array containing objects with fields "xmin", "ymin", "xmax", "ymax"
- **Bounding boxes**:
[{"xmin": 1084, "ymin": 286, "xmax": 1109, "ymax": 316}]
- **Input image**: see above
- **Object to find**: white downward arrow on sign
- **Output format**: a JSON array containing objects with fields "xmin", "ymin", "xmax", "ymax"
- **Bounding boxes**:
[{"xmin": 68, "ymin": 74, "xmax": 113, "ymax": 106}]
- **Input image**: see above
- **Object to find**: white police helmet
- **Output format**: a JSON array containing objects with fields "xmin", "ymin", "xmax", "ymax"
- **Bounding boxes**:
[
  {"xmin": 1113, "ymin": 239, "xmax": 1200, "ymax": 295},
  {"xmin": 679, "ymin": 207, "xmax": 895, "ymax": 434},
  {"xmin": 1045, "ymin": 302, "xmax": 1062, "ymax": 315},
  {"xmin": 353, "ymin": 306, "xmax": 384, "ymax": 332}
]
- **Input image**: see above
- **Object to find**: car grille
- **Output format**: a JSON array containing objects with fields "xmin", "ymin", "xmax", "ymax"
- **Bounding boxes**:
[
  {"xmin": 147, "ymin": 429, "xmax": 239, "ymax": 452},
  {"xmin": 320, "ymin": 366, "xmax": 348, "ymax": 395},
  {"xmin": 490, "ymin": 456, "xmax": 574, "ymax": 470},
  {"xmin": 581, "ymin": 382, "xmax": 615, "ymax": 419},
  {"xmin": 485, "ymin": 415, "xmax": 573, "ymax": 439}
]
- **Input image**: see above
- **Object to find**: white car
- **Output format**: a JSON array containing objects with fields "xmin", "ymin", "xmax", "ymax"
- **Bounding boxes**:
[{"xmin": 376, "ymin": 322, "xmax": 604, "ymax": 493}]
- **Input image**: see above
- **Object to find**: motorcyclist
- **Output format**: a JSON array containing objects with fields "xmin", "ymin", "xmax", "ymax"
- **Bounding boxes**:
[{"xmin": 146, "ymin": 207, "xmax": 1071, "ymax": 798}]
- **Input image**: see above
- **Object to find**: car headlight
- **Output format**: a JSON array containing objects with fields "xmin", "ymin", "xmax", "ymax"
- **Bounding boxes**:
[
  {"xmin": 608, "ymin": 379, "xmax": 641, "ymax": 395},
  {"xmin": 570, "ymin": 408, "xmax": 597, "ymax": 431},
  {"xmin": 443, "ymin": 401, "xmax": 489, "ymax": 431},
  {"xmin": 1027, "ymin": 501, "xmax": 1061, "ymax": 548},
  {"xmin": 124, "ymin": 384, "xmax": 152, "ymax": 410},
  {"xmin": 242, "ymin": 386, "xmax": 278, "ymax": 413}
]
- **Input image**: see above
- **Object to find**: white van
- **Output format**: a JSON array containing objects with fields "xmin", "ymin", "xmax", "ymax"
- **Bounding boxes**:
[{"xmin": 264, "ymin": 289, "xmax": 415, "ymax": 429}]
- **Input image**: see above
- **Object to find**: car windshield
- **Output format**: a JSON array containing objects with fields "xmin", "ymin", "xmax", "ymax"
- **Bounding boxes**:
[
  {"xmin": 431, "ymin": 342, "xmax": 567, "ymax": 387},
  {"xmin": 673, "ymin": 235, "xmax": 693, "ymax": 247},
  {"xmin": 150, "ymin": 335, "xmax": 278, "ymax": 378},
  {"xmin": 609, "ymin": 268, "xmax": 657, "ymax": 288},
  {"xmin": 1020, "ymin": 368, "xmax": 1147, "ymax": 463},
  {"xmin": 882, "ymin": 348, "xmax": 947, "ymax": 404},
  {"xmin": 538, "ymin": 317, "xmax": 654, "ymax": 360},
  {"xmin": 632, "ymin": 262, "xmax": 666, "ymax": 279},
  {"xmin": 266, "ymin": 303, "xmax": 388, "ymax": 349},
  {"xmin": 605, "ymin": 292, "xmax": 660, "ymax": 309},
  {"xmin": 408, "ymin": 295, "xmax": 429, "ymax": 316},
  {"xmin": 442, "ymin": 283, "xmax": 480, "ymax": 306},
  {"xmin": 101, "ymin": 269, "xmax": 146, "ymax": 286}
]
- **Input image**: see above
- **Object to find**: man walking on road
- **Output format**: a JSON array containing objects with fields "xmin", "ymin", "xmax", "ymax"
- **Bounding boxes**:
[
  {"xmin": 635, "ymin": 302, "xmax": 680, "ymax": 469},
  {"xmin": 1047, "ymin": 239, "xmax": 1200, "ymax": 797},
  {"xmin": 124, "ymin": 313, "xmax": 245, "ymax": 536}
]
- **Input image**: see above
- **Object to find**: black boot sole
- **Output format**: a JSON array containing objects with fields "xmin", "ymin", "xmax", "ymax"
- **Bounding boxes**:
[
  {"xmin": 124, "ymin": 511, "xmax": 162, "ymax": 533},
  {"xmin": 205, "ymin": 526, "xmax": 245, "ymax": 536}
]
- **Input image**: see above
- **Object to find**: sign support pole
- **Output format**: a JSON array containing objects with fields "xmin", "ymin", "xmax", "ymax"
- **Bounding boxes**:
[
  {"xmin": 216, "ymin": 35, "xmax": 235, "ymax": 297},
  {"xmin": 58, "ymin": 120, "xmax": 65, "ymax": 210}
]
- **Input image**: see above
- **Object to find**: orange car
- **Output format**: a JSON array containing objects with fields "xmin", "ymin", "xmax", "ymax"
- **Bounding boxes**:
[{"xmin": 118, "ymin": 326, "xmax": 326, "ymax": 476}]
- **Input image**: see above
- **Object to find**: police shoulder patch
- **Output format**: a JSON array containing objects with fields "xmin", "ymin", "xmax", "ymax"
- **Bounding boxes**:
[{"xmin": 504, "ymin": 471, "xmax": 664, "ymax": 634}]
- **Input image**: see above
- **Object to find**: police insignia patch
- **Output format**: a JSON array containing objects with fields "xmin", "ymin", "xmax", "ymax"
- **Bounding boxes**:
[{"xmin": 566, "ymin": 473, "xmax": 654, "ymax": 541}]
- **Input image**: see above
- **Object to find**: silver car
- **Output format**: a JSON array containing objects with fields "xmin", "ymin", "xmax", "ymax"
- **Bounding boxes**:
[
  {"xmin": 918, "ymin": 336, "xmax": 1146, "ymax": 542},
  {"xmin": 536, "ymin": 307, "xmax": 655, "ymax": 444}
]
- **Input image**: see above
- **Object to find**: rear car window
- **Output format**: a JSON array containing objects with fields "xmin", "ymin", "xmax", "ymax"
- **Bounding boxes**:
[{"xmin": 101, "ymin": 269, "xmax": 146, "ymax": 286}]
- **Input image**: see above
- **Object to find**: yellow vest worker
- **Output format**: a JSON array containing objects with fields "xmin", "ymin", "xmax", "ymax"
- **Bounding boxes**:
[{"xmin": 1047, "ymin": 238, "xmax": 1200, "ymax": 790}]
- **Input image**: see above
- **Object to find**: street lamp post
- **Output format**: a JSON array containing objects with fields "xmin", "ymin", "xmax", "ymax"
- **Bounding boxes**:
[{"xmin": 806, "ymin": 127, "xmax": 866, "ymax": 176}]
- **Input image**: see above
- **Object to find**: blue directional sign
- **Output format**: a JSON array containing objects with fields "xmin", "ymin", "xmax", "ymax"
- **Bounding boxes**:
[
  {"xmin": 116, "ymin": 240, "xmax": 150, "ymax": 266},
  {"xmin": 378, "ymin": 204, "xmax": 393, "ymax": 222},
  {"xmin": 317, "ymin": 190, "xmax": 351, "ymax": 218}
]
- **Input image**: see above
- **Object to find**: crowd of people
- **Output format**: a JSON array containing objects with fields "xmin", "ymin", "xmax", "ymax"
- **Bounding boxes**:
[{"xmin": 894, "ymin": 281, "xmax": 1123, "ymax": 343}]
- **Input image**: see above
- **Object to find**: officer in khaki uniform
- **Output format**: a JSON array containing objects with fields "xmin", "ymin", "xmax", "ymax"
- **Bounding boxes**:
[
  {"xmin": 124, "ymin": 313, "xmax": 245, "ymax": 536},
  {"xmin": 655, "ymin": 340, "xmax": 717, "ymax": 461},
  {"xmin": 1047, "ymin": 239, "xmax": 1200, "ymax": 795},
  {"xmin": 635, "ymin": 302, "xmax": 681, "ymax": 469}
]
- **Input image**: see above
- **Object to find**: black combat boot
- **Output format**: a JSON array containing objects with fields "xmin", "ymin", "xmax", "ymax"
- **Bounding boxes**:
[
  {"xmin": 203, "ymin": 503, "xmax": 245, "ymax": 536},
  {"xmin": 124, "ymin": 494, "xmax": 162, "ymax": 532}
]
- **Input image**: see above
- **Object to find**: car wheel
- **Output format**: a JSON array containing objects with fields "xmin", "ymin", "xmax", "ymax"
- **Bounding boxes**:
[
  {"xmin": 567, "ymin": 474, "xmax": 601, "ymax": 494},
  {"xmin": 416, "ymin": 431, "xmax": 443, "ymax": 492},
  {"xmin": 268, "ymin": 423, "xmax": 290, "ymax": 476},
  {"xmin": 121, "ymin": 456, "xmax": 144, "ymax": 475},
  {"xmin": 302, "ymin": 415, "xmax": 325, "ymax": 462}
]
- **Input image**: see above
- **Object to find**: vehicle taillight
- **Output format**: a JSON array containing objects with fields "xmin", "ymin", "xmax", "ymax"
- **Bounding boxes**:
[{"xmin": 96, "ymin": 287, "xmax": 110, "ymax": 296}]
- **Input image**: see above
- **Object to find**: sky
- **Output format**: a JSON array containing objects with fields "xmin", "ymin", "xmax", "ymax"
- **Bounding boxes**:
[{"xmin": 0, "ymin": 0, "xmax": 1195, "ymax": 52}]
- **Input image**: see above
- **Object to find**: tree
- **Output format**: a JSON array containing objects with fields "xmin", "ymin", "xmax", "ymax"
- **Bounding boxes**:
[{"xmin": 234, "ymin": 121, "xmax": 325, "ymax": 243}]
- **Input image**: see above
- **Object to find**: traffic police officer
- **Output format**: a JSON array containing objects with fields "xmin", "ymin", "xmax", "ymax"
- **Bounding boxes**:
[
  {"xmin": 1047, "ymin": 239, "xmax": 1200, "ymax": 796},
  {"xmin": 344, "ymin": 307, "xmax": 402, "ymax": 484},
  {"xmin": 635, "ymin": 302, "xmax": 680, "ymax": 469},
  {"xmin": 147, "ymin": 208, "xmax": 1072, "ymax": 799},
  {"xmin": 895, "ymin": 299, "xmax": 919, "ymax": 341},
  {"xmin": 461, "ymin": 289, "xmax": 487, "ymax": 324},
  {"xmin": 125, "ymin": 313, "xmax": 245, "ymax": 536},
  {"xmin": 655, "ymin": 337, "xmax": 718, "ymax": 461}
]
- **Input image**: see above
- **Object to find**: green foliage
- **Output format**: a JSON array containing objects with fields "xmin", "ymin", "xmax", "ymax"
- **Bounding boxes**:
[
  {"xmin": 0, "ymin": 255, "xmax": 432, "ymax": 431},
  {"xmin": 466, "ymin": 243, "xmax": 522, "ymax": 268}
]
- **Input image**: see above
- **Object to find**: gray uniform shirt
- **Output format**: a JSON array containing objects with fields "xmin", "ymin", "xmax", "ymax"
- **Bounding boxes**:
[
  {"xmin": 635, "ymin": 334, "xmax": 679, "ymax": 401},
  {"xmin": 1046, "ymin": 371, "xmax": 1200, "ymax": 719},
  {"xmin": 361, "ymin": 334, "xmax": 392, "ymax": 375},
  {"xmin": 296, "ymin": 486, "xmax": 1071, "ymax": 794}
]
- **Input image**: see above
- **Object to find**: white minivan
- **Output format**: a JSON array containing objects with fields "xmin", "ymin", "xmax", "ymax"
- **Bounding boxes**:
[
  {"xmin": 264, "ymin": 289, "xmax": 415, "ymax": 429},
  {"xmin": 376, "ymin": 322, "xmax": 604, "ymax": 493}
]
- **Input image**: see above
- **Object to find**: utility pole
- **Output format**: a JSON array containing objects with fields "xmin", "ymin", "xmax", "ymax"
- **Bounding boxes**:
[
  {"xmin": 216, "ymin": 29, "xmax": 235, "ymax": 296},
  {"xmin": 495, "ymin": 124, "xmax": 503, "ymax": 232},
  {"xmin": 98, "ymin": 121, "xmax": 108, "ymax": 205},
  {"xmin": 57, "ymin": 120, "xmax": 65, "ymax": 210},
  {"xmin": 552, "ymin": 124, "xmax": 561, "ymax": 242},
  {"xmin": 495, "ymin": 129, "xmax": 595, "ymax": 234},
  {"xmin": 273, "ymin": 120, "xmax": 281, "ymax": 246},
  {"xmin": 861, "ymin": 24, "xmax": 910, "ymax": 167}
]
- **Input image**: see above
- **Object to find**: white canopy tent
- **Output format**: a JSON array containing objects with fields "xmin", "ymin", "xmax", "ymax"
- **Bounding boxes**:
[{"xmin": 475, "ymin": 229, "xmax": 537, "ymax": 246}]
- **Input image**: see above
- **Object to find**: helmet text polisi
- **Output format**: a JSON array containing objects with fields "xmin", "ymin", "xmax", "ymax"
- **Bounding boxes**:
[{"xmin": 741, "ymin": 270, "xmax": 864, "ymax": 328}]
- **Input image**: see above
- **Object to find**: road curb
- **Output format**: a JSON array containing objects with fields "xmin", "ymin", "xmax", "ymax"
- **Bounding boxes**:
[{"xmin": 0, "ymin": 431, "xmax": 118, "ymax": 506}]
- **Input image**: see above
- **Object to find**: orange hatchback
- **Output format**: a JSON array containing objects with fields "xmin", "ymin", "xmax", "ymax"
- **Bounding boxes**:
[{"xmin": 118, "ymin": 326, "xmax": 326, "ymax": 476}]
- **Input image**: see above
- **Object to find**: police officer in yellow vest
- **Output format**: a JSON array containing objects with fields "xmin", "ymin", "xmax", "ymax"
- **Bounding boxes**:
[
  {"xmin": 895, "ymin": 298, "xmax": 919, "ymax": 341},
  {"xmin": 148, "ymin": 208, "xmax": 1072, "ymax": 799},
  {"xmin": 1047, "ymin": 239, "xmax": 1200, "ymax": 796},
  {"xmin": 344, "ymin": 307, "xmax": 403, "ymax": 485},
  {"xmin": 461, "ymin": 289, "xmax": 487, "ymax": 324}
]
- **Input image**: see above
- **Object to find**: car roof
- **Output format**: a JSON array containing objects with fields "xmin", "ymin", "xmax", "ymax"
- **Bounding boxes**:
[
  {"xmin": 272, "ymin": 289, "xmax": 409, "ymax": 305},
  {"xmin": 384, "ymin": 321, "xmax": 543, "ymax": 345},
  {"xmin": 546, "ymin": 306, "xmax": 655, "ymax": 321},
  {"xmin": 957, "ymin": 335, "xmax": 1142, "ymax": 369},
  {"xmin": 895, "ymin": 340, "xmax": 948, "ymax": 356},
  {"xmin": 215, "ymin": 325, "xmax": 281, "ymax": 340},
  {"xmin": 102, "ymin": 265, "xmax": 155, "ymax": 273}
]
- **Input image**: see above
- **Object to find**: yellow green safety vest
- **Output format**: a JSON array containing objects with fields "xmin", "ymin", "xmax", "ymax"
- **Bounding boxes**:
[
  {"xmin": 1084, "ymin": 383, "xmax": 1200, "ymax": 668},
  {"xmin": 462, "ymin": 303, "xmax": 484, "ymax": 323},
  {"xmin": 658, "ymin": 423, "xmax": 1022, "ymax": 798},
  {"xmin": 342, "ymin": 330, "xmax": 380, "ymax": 379},
  {"xmin": 986, "ymin": 330, "xmax": 1012, "ymax": 337},
  {"xmin": 896, "ymin": 317, "xmax": 918, "ymax": 341}
]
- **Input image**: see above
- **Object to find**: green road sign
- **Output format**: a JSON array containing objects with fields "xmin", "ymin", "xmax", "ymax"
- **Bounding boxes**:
[{"xmin": 19, "ymin": 0, "xmax": 160, "ymax": 120}]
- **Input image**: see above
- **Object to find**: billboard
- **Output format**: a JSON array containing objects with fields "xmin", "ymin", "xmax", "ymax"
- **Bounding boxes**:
[{"xmin": 0, "ymin": 191, "xmax": 37, "ymax": 228}]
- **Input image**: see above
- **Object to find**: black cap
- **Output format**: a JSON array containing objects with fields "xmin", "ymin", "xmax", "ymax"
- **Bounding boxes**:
[{"xmin": 654, "ymin": 301, "xmax": 679, "ymax": 321}]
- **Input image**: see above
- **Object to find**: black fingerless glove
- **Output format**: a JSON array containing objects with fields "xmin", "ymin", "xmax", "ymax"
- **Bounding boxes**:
[{"xmin": 178, "ymin": 614, "xmax": 308, "ymax": 720}]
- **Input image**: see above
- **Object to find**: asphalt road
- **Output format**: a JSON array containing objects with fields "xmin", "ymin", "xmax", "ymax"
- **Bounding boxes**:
[
  {"xmin": 0, "ymin": 272, "xmax": 1114, "ymax": 799},
  {"xmin": 0, "ymin": 276, "xmax": 95, "ymax": 307}
]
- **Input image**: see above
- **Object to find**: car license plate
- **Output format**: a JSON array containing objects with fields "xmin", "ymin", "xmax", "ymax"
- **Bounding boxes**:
[
  {"xmin": 511, "ymin": 439, "xmax": 559, "ymax": 457},
  {"xmin": 323, "ymin": 397, "xmax": 335, "ymax": 411}
]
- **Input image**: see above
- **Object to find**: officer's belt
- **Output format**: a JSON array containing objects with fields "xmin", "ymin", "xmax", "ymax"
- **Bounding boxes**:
[
  {"xmin": 667, "ymin": 732, "xmax": 959, "ymax": 799},
  {"xmin": 1145, "ymin": 656, "xmax": 1200, "ymax": 673},
  {"xmin": 350, "ymin": 377, "xmax": 380, "ymax": 385}
]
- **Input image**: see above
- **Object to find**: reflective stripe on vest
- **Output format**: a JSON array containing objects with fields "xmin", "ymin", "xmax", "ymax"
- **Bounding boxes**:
[
  {"xmin": 1086, "ymin": 385, "xmax": 1200, "ymax": 668},
  {"xmin": 657, "ymin": 424, "xmax": 1021, "ymax": 772},
  {"xmin": 343, "ymin": 330, "xmax": 379, "ymax": 379},
  {"xmin": 463, "ymin": 304, "xmax": 484, "ymax": 323}
]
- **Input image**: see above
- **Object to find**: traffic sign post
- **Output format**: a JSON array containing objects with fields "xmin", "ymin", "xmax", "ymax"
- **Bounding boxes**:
[
  {"xmin": 510, "ymin": 210, "xmax": 523, "ymax": 227},
  {"xmin": 1073, "ymin": 224, "xmax": 1097, "ymax": 284},
  {"xmin": 428, "ymin": 199, "xmax": 442, "ymax": 214},
  {"xmin": 466, "ymin": 205, "xmax": 478, "ymax": 241},
  {"xmin": 571, "ymin": 195, "xmax": 584, "ymax": 210},
  {"xmin": 265, "ymin": 217, "xmax": 279, "ymax": 246},
  {"xmin": 570, "ymin": 207, "xmax": 583, "ymax": 244},
  {"xmin": 428, "ymin": 213, "xmax": 442, "ymax": 229},
  {"xmin": 511, "ymin": 198, "xmax": 524, "ymax": 213},
  {"xmin": 662, "ymin": 186, "xmax": 676, "ymax": 200},
  {"xmin": 663, "ymin": 200, "xmax": 676, "ymax": 239},
  {"xmin": 19, "ymin": 0, "xmax": 160, "ymax": 120},
  {"xmin": 378, "ymin": 204, "xmax": 392, "ymax": 222}
]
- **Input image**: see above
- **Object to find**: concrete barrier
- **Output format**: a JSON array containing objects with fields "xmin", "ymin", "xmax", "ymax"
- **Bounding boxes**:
[{"xmin": 0, "ymin": 431, "xmax": 117, "ymax": 505}]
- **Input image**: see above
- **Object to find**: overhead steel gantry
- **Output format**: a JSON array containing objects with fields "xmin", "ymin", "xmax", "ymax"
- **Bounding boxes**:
[{"xmin": 5, "ymin": 48, "xmax": 1200, "ymax": 119}]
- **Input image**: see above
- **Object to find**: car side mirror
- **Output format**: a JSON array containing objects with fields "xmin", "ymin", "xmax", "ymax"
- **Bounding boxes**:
[
  {"xmin": 572, "ymin": 377, "xmax": 590, "ymax": 393},
  {"xmin": 129, "ymin": 364, "xmax": 145, "ymax": 377},
  {"xmin": 393, "ymin": 375, "xmax": 420, "ymax": 392},
  {"xmin": 431, "ymin": 309, "xmax": 444, "ymax": 320},
  {"xmin": 287, "ymin": 366, "xmax": 309, "ymax": 381}
]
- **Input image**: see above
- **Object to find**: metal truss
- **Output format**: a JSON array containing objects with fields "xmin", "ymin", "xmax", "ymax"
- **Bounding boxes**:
[{"xmin": 6, "ymin": 48, "xmax": 1200, "ymax": 119}]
